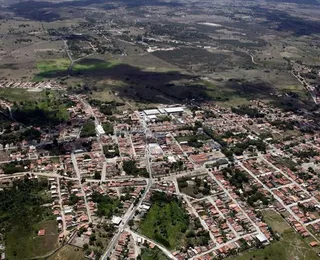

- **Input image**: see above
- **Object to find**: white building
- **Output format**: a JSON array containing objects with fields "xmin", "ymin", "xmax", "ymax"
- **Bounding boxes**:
[{"xmin": 96, "ymin": 124, "xmax": 105, "ymax": 136}]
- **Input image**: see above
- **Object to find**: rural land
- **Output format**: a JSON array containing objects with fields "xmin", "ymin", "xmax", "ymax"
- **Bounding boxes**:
[{"xmin": 0, "ymin": 0, "xmax": 319, "ymax": 260}]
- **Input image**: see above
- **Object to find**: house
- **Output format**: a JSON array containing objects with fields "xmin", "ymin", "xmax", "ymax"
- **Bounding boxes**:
[{"xmin": 38, "ymin": 229, "xmax": 46, "ymax": 236}]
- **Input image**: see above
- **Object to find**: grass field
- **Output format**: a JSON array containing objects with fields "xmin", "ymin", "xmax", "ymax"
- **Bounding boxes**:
[
  {"xmin": 34, "ymin": 58, "xmax": 119, "ymax": 81},
  {"xmin": 48, "ymin": 245, "xmax": 85, "ymax": 260},
  {"xmin": 139, "ymin": 196, "xmax": 189, "ymax": 250},
  {"xmin": 0, "ymin": 88, "xmax": 43, "ymax": 103},
  {"xmin": 262, "ymin": 209, "xmax": 291, "ymax": 234},
  {"xmin": 36, "ymin": 59, "xmax": 70, "ymax": 74},
  {"xmin": 73, "ymin": 59, "xmax": 119, "ymax": 72},
  {"xmin": 6, "ymin": 219, "xmax": 58, "ymax": 259},
  {"xmin": 34, "ymin": 59, "xmax": 70, "ymax": 81},
  {"xmin": 227, "ymin": 210, "xmax": 319, "ymax": 260},
  {"xmin": 10, "ymin": 89, "xmax": 70, "ymax": 126}
]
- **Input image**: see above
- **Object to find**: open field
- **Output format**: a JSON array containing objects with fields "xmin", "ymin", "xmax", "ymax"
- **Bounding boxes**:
[
  {"xmin": 139, "ymin": 195, "xmax": 189, "ymax": 250},
  {"xmin": 140, "ymin": 247, "xmax": 169, "ymax": 260},
  {"xmin": 262, "ymin": 209, "xmax": 292, "ymax": 234},
  {"xmin": 1, "ymin": 179, "xmax": 59, "ymax": 259},
  {"xmin": 48, "ymin": 245, "xmax": 85, "ymax": 260},
  {"xmin": 6, "ymin": 220, "xmax": 59, "ymax": 259},
  {"xmin": 0, "ymin": 0, "xmax": 317, "ymax": 110},
  {"xmin": 227, "ymin": 210, "xmax": 320, "ymax": 260},
  {"xmin": 0, "ymin": 88, "xmax": 44, "ymax": 103}
]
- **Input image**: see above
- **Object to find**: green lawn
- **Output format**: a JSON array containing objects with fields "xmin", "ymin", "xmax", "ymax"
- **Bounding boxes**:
[
  {"xmin": 229, "ymin": 230, "xmax": 319, "ymax": 260},
  {"xmin": 139, "ymin": 193, "xmax": 189, "ymax": 250},
  {"xmin": 228, "ymin": 210, "xmax": 319, "ymax": 260},
  {"xmin": 262, "ymin": 209, "xmax": 291, "ymax": 234}
]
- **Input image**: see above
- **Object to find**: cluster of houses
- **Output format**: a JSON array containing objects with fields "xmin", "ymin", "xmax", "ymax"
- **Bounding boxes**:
[
  {"xmin": 0, "ymin": 80, "xmax": 62, "ymax": 90},
  {"xmin": 110, "ymin": 231, "xmax": 135, "ymax": 260}
]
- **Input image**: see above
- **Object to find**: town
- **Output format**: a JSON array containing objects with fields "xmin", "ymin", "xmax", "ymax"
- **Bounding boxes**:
[{"xmin": 0, "ymin": 81, "xmax": 319, "ymax": 260}]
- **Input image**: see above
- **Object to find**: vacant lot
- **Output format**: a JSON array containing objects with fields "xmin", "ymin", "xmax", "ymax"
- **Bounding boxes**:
[
  {"xmin": 139, "ymin": 193, "xmax": 189, "ymax": 250},
  {"xmin": 262, "ymin": 209, "xmax": 291, "ymax": 234},
  {"xmin": 49, "ymin": 245, "xmax": 85, "ymax": 260},
  {"xmin": 140, "ymin": 247, "xmax": 169, "ymax": 260},
  {"xmin": 227, "ymin": 210, "xmax": 319, "ymax": 260},
  {"xmin": 0, "ymin": 88, "xmax": 43, "ymax": 103}
]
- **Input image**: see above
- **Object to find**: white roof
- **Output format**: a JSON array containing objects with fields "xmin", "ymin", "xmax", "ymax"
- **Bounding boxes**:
[
  {"xmin": 164, "ymin": 107, "xmax": 184, "ymax": 113},
  {"xmin": 144, "ymin": 109, "xmax": 160, "ymax": 115},
  {"xmin": 147, "ymin": 115, "xmax": 157, "ymax": 120},
  {"xmin": 256, "ymin": 233, "xmax": 267, "ymax": 242},
  {"xmin": 112, "ymin": 216, "xmax": 122, "ymax": 225},
  {"xmin": 96, "ymin": 124, "xmax": 105, "ymax": 135},
  {"xmin": 141, "ymin": 204, "xmax": 150, "ymax": 210}
]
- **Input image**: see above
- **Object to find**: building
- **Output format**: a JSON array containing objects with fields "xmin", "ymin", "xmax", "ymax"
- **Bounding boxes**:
[
  {"xmin": 112, "ymin": 216, "xmax": 122, "ymax": 226},
  {"xmin": 96, "ymin": 124, "xmax": 105, "ymax": 136},
  {"xmin": 164, "ymin": 107, "xmax": 184, "ymax": 114}
]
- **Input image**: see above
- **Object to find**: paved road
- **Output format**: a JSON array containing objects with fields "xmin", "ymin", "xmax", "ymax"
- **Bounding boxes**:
[
  {"xmin": 238, "ymin": 160, "xmax": 320, "ymax": 244},
  {"xmin": 71, "ymin": 152, "xmax": 93, "ymax": 223},
  {"xmin": 183, "ymin": 195, "xmax": 217, "ymax": 244},
  {"xmin": 101, "ymin": 113, "xmax": 154, "ymax": 259},
  {"xmin": 101, "ymin": 178, "xmax": 152, "ymax": 259},
  {"xmin": 208, "ymin": 171, "xmax": 263, "ymax": 236},
  {"xmin": 129, "ymin": 229, "xmax": 176, "ymax": 259},
  {"xmin": 57, "ymin": 177, "xmax": 67, "ymax": 236}
]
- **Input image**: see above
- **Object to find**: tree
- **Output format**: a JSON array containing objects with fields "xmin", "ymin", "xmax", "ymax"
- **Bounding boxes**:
[
  {"xmin": 128, "ymin": 219, "xmax": 134, "ymax": 227},
  {"xmin": 83, "ymin": 243, "xmax": 89, "ymax": 250}
]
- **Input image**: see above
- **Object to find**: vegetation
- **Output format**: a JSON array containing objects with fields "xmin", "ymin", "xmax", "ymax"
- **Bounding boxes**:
[
  {"xmin": 175, "ymin": 134, "xmax": 209, "ymax": 148},
  {"xmin": 91, "ymin": 192, "xmax": 122, "ymax": 218},
  {"xmin": 0, "ymin": 178, "xmax": 57, "ymax": 259},
  {"xmin": 229, "ymin": 210, "xmax": 319, "ymax": 260},
  {"xmin": 138, "ymin": 247, "xmax": 169, "ymax": 260},
  {"xmin": 178, "ymin": 176, "xmax": 211, "ymax": 197},
  {"xmin": 11, "ymin": 90, "xmax": 70, "ymax": 127},
  {"xmin": 88, "ymin": 99, "xmax": 124, "ymax": 116},
  {"xmin": 232, "ymin": 105, "xmax": 264, "ymax": 118},
  {"xmin": 1, "ymin": 160, "xmax": 31, "ymax": 174},
  {"xmin": 140, "ymin": 191, "xmax": 189, "ymax": 250},
  {"xmin": 103, "ymin": 144, "xmax": 119, "ymax": 158},
  {"xmin": 102, "ymin": 122, "xmax": 114, "ymax": 135},
  {"xmin": 48, "ymin": 245, "xmax": 85, "ymax": 260},
  {"xmin": 34, "ymin": 59, "xmax": 70, "ymax": 81},
  {"xmin": 123, "ymin": 160, "xmax": 149, "ymax": 177},
  {"xmin": 34, "ymin": 58, "xmax": 119, "ymax": 81},
  {"xmin": 80, "ymin": 120, "xmax": 96, "ymax": 138},
  {"xmin": 222, "ymin": 167, "xmax": 270, "ymax": 206}
]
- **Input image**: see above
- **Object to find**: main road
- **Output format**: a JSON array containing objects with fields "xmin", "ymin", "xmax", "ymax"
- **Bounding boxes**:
[
  {"xmin": 71, "ymin": 152, "xmax": 93, "ymax": 223},
  {"xmin": 101, "ymin": 122, "xmax": 154, "ymax": 259}
]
